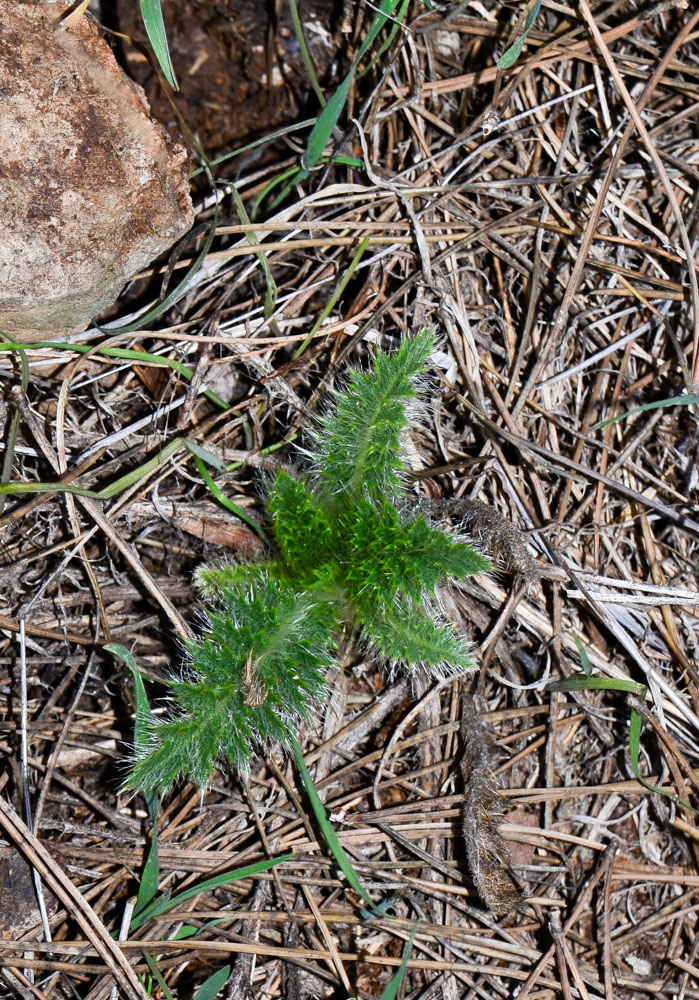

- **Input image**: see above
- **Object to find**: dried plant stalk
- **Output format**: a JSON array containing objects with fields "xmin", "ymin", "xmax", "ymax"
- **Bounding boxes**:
[
  {"xmin": 460, "ymin": 692, "xmax": 523, "ymax": 915},
  {"xmin": 442, "ymin": 497, "xmax": 540, "ymax": 584}
]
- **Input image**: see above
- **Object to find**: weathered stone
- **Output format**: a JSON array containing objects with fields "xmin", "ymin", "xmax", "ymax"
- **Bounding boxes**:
[{"xmin": 0, "ymin": 1, "xmax": 194, "ymax": 341}]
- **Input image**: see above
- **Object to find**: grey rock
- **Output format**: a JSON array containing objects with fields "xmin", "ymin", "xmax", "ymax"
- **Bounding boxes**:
[{"xmin": 0, "ymin": 1, "xmax": 194, "ymax": 341}]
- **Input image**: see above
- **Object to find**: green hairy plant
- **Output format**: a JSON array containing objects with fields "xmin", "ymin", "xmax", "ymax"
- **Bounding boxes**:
[{"xmin": 129, "ymin": 330, "xmax": 491, "ymax": 795}]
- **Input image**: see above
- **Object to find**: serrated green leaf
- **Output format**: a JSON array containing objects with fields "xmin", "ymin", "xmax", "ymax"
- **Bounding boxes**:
[
  {"xmin": 361, "ymin": 600, "xmax": 476, "ymax": 669},
  {"xmin": 268, "ymin": 471, "xmax": 336, "ymax": 580},
  {"xmin": 344, "ymin": 501, "xmax": 491, "ymax": 604},
  {"xmin": 316, "ymin": 329, "xmax": 434, "ymax": 501}
]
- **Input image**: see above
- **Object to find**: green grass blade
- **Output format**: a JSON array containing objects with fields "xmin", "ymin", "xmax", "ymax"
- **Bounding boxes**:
[
  {"xmin": 192, "ymin": 966, "xmax": 231, "ymax": 1000},
  {"xmin": 105, "ymin": 644, "xmax": 158, "ymax": 812},
  {"xmin": 97, "ymin": 437, "xmax": 186, "ymax": 499},
  {"xmin": 380, "ymin": 920, "xmax": 420, "ymax": 999},
  {"xmin": 104, "ymin": 644, "xmax": 162, "ymax": 923},
  {"xmin": 251, "ymin": 166, "xmax": 302, "ymax": 219},
  {"xmin": 228, "ymin": 185, "xmax": 279, "ymax": 329},
  {"xmin": 546, "ymin": 676, "xmax": 647, "ymax": 697},
  {"xmin": 132, "ymin": 834, "xmax": 161, "ymax": 929},
  {"xmin": 303, "ymin": 71, "xmax": 354, "ymax": 170},
  {"xmin": 547, "ymin": 672, "xmax": 699, "ymax": 817},
  {"xmin": 183, "ymin": 439, "xmax": 226, "ymax": 471},
  {"xmin": 0, "ymin": 481, "xmax": 104, "ymax": 499},
  {"xmin": 0, "ymin": 409, "xmax": 21, "ymax": 518},
  {"xmin": 303, "ymin": 0, "xmax": 403, "ymax": 170},
  {"xmin": 628, "ymin": 706, "xmax": 699, "ymax": 817},
  {"xmin": 173, "ymin": 918, "xmax": 224, "ymax": 940},
  {"xmin": 189, "ymin": 120, "xmax": 317, "ymax": 179},
  {"xmin": 291, "ymin": 735, "xmax": 380, "ymax": 914},
  {"xmin": 287, "ymin": 0, "xmax": 325, "ymax": 106},
  {"xmin": 573, "ymin": 635, "xmax": 593, "ymax": 676},
  {"xmin": 594, "ymin": 393, "xmax": 699, "ymax": 429},
  {"xmin": 497, "ymin": 0, "xmax": 542, "ymax": 69},
  {"xmin": 140, "ymin": 0, "xmax": 178, "ymax": 89},
  {"xmin": 293, "ymin": 236, "xmax": 370, "ymax": 360},
  {"xmin": 354, "ymin": 0, "xmax": 405, "ymax": 65},
  {"xmin": 0, "ymin": 341, "xmax": 228, "ymax": 410},
  {"xmin": 0, "ymin": 332, "xmax": 27, "ymax": 516},
  {"xmin": 189, "ymin": 450, "xmax": 270, "ymax": 545},
  {"xmin": 141, "ymin": 949, "xmax": 175, "ymax": 1000},
  {"xmin": 359, "ymin": 0, "xmax": 410, "ymax": 77},
  {"xmin": 129, "ymin": 854, "xmax": 291, "ymax": 931}
]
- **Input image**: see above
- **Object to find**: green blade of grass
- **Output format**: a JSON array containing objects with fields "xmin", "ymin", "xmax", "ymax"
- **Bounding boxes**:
[
  {"xmin": 251, "ymin": 166, "xmax": 303, "ymax": 220},
  {"xmin": 573, "ymin": 635, "xmax": 593, "ymax": 676},
  {"xmin": 0, "ymin": 428, "xmax": 266, "ymax": 514},
  {"xmin": 188, "ymin": 120, "xmax": 317, "ymax": 179},
  {"xmin": 594, "ymin": 393, "xmax": 699, "ymax": 429},
  {"xmin": 358, "ymin": 0, "xmax": 410, "ymax": 78},
  {"xmin": 131, "ymin": 832, "xmax": 161, "ymax": 929},
  {"xmin": 547, "ymin": 672, "xmax": 699, "ymax": 818},
  {"xmin": 140, "ymin": 0, "xmax": 178, "ymax": 89},
  {"xmin": 546, "ymin": 676, "xmax": 648, "ymax": 697},
  {"xmin": 288, "ymin": 0, "xmax": 325, "ymax": 106},
  {"xmin": 302, "ymin": 0, "xmax": 403, "ymax": 171},
  {"xmin": 105, "ymin": 644, "xmax": 162, "ymax": 924},
  {"xmin": 189, "ymin": 450, "xmax": 269, "ymax": 545},
  {"xmin": 228, "ymin": 185, "xmax": 279, "ymax": 330},
  {"xmin": 497, "ymin": 0, "xmax": 542, "ymax": 69},
  {"xmin": 292, "ymin": 236, "xmax": 370, "ymax": 360},
  {"xmin": 192, "ymin": 966, "xmax": 231, "ymax": 1000},
  {"xmin": 0, "ymin": 481, "xmax": 105, "ymax": 499},
  {"xmin": 97, "ymin": 436, "xmax": 187, "ymax": 499},
  {"xmin": 303, "ymin": 71, "xmax": 354, "ymax": 171},
  {"xmin": 628, "ymin": 705, "xmax": 699, "ymax": 817},
  {"xmin": 291, "ymin": 735, "xmax": 381, "ymax": 915},
  {"xmin": 0, "ymin": 340, "xmax": 228, "ymax": 410},
  {"xmin": 259, "ymin": 156, "xmax": 365, "ymax": 217},
  {"xmin": 173, "ymin": 918, "xmax": 224, "ymax": 941},
  {"xmin": 141, "ymin": 949, "xmax": 175, "ymax": 1000},
  {"xmin": 0, "ymin": 332, "xmax": 27, "ymax": 518},
  {"xmin": 380, "ymin": 920, "xmax": 420, "ymax": 1000},
  {"xmin": 105, "ymin": 644, "xmax": 158, "ymax": 814},
  {"xmin": 129, "ymin": 854, "xmax": 291, "ymax": 931}
]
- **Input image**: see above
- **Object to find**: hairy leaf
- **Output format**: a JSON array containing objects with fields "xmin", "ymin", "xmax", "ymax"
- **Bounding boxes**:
[
  {"xmin": 268, "ymin": 470, "xmax": 336, "ymax": 583},
  {"xmin": 360, "ymin": 600, "xmax": 476, "ymax": 670},
  {"xmin": 344, "ymin": 501, "xmax": 491, "ymax": 605},
  {"xmin": 315, "ymin": 329, "xmax": 433, "ymax": 502}
]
